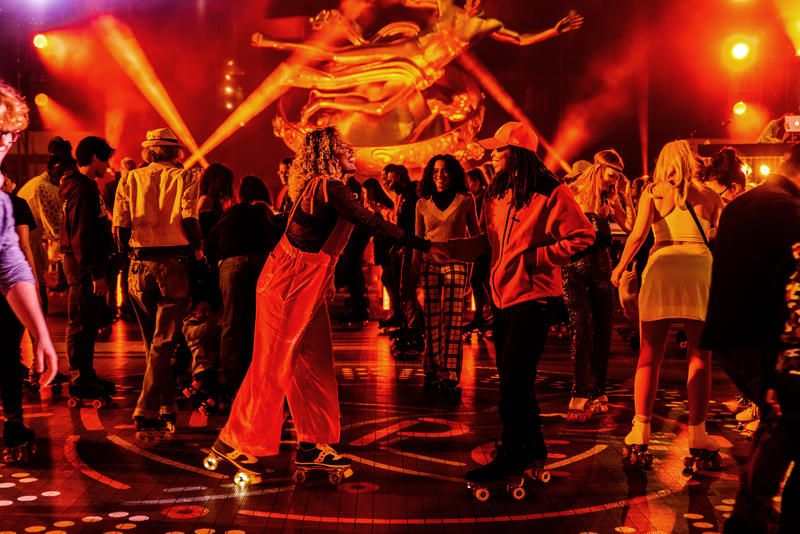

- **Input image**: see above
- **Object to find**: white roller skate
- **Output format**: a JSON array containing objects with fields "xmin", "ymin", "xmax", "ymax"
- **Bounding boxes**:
[
  {"xmin": 622, "ymin": 415, "xmax": 653, "ymax": 468},
  {"xmin": 682, "ymin": 422, "xmax": 722, "ymax": 477}
]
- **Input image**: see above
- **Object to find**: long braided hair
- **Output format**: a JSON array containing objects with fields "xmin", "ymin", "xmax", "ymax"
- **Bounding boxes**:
[
  {"xmin": 487, "ymin": 146, "xmax": 558, "ymax": 209},
  {"xmin": 288, "ymin": 127, "xmax": 353, "ymax": 202}
]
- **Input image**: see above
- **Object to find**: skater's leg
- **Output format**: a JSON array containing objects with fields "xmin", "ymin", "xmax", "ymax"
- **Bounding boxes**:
[
  {"xmin": 0, "ymin": 296, "xmax": 25, "ymax": 421},
  {"xmin": 441, "ymin": 262, "xmax": 468, "ymax": 381},
  {"xmin": 562, "ymin": 266, "xmax": 594, "ymax": 398},
  {"xmin": 684, "ymin": 320, "xmax": 712, "ymax": 426},
  {"xmin": 633, "ymin": 320, "xmax": 670, "ymax": 419},
  {"xmin": 421, "ymin": 262, "xmax": 443, "ymax": 375},
  {"xmin": 63, "ymin": 254, "xmax": 99, "ymax": 382},
  {"xmin": 286, "ymin": 304, "xmax": 340, "ymax": 444},
  {"xmin": 590, "ymin": 274, "xmax": 614, "ymax": 397}
]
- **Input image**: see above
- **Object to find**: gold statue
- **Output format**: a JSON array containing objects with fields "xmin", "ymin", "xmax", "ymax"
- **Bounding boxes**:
[{"xmin": 256, "ymin": 0, "xmax": 583, "ymax": 173}]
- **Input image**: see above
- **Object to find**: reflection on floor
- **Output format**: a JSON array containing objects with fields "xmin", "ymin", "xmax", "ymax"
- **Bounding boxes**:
[{"xmin": 0, "ymin": 309, "xmax": 759, "ymax": 534}]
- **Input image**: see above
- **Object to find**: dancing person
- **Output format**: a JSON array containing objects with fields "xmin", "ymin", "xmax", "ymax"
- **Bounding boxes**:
[
  {"xmin": 1, "ymin": 168, "xmax": 37, "ymax": 286},
  {"xmin": 434, "ymin": 122, "xmax": 594, "ymax": 488},
  {"xmin": 703, "ymin": 148, "xmax": 746, "ymax": 205},
  {"xmin": 113, "ymin": 127, "xmax": 203, "ymax": 440},
  {"xmin": 363, "ymin": 177, "xmax": 401, "ymax": 330},
  {"xmin": 206, "ymin": 175, "xmax": 281, "ymax": 395},
  {"xmin": 611, "ymin": 140, "xmax": 724, "ymax": 470},
  {"xmin": 0, "ymin": 81, "xmax": 59, "ymax": 460},
  {"xmin": 415, "ymin": 155, "xmax": 478, "ymax": 397},
  {"xmin": 18, "ymin": 136, "xmax": 70, "ymax": 313},
  {"xmin": 562, "ymin": 149, "xmax": 634, "ymax": 422},
  {"xmin": 60, "ymin": 136, "xmax": 116, "ymax": 400},
  {"xmin": 198, "ymin": 163, "xmax": 235, "ymax": 238},
  {"xmin": 334, "ymin": 176, "xmax": 371, "ymax": 327},
  {"xmin": 385, "ymin": 163, "xmax": 425, "ymax": 354},
  {"xmin": 462, "ymin": 167, "xmax": 494, "ymax": 337},
  {"xmin": 274, "ymin": 157, "xmax": 294, "ymax": 227},
  {"xmin": 206, "ymin": 127, "xmax": 432, "ymax": 486},
  {"xmin": 702, "ymin": 144, "xmax": 800, "ymax": 533}
]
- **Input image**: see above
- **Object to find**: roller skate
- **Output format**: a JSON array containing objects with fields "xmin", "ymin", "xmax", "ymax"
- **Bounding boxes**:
[
  {"xmin": 333, "ymin": 310, "xmax": 369, "ymax": 331},
  {"xmin": 740, "ymin": 418, "xmax": 759, "ymax": 441},
  {"xmin": 465, "ymin": 441, "xmax": 550, "ymax": 502},
  {"xmin": 293, "ymin": 443, "xmax": 353, "ymax": 485},
  {"xmin": 378, "ymin": 315, "xmax": 403, "ymax": 335},
  {"xmin": 67, "ymin": 378, "xmax": 112, "ymax": 409},
  {"xmin": 134, "ymin": 415, "xmax": 167, "ymax": 444},
  {"xmin": 391, "ymin": 332, "xmax": 423, "ymax": 361},
  {"xmin": 621, "ymin": 415, "xmax": 653, "ymax": 469},
  {"xmin": 23, "ymin": 367, "xmax": 66, "ymax": 396},
  {"xmin": 682, "ymin": 423, "xmax": 722, "ymax": 477},
  {"xmin": 159, "ymin": 410, "xmax": 177, "ymax": 435},
  {"xmin": 735, "ymin": 402, "xmax": 759, "ymax": 430},
  {"xmin": 423, "ymin": 372, "xmax": 440, "ymax": 393},
  {"xmin": 202, "ymin": 438, "xmax": 271, "ymax": 487},
  {"xmin": 183, "ymin": 371, "xmax": 223, "ymax": 420},
  {"xmin": 722, "ymin": 395, "xmax": 750, "ymax": 414},
  {"xmin": 566, "ymin": 395, "xmax": 608, "ymax": 423},
  {"xmin": 1, "ymin": 420, "xmax": 36, "ymax": 464},
  {"xmin": 438, "ymin": 378, "xmax": 462, "ymax": 403}
]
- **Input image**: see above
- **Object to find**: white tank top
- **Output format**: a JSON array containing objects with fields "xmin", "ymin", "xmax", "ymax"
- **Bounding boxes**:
[{"xmin": 652, "ymin": 206, "xmax": 710, "ymax": 243}]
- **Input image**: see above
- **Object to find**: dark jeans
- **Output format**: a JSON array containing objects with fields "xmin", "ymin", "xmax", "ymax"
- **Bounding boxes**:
[
  {"xmin": 0, "ymin": 295, "xmax": 25, "ymax": 422},
  {"xmin": 724, "ymin": 415, "xmax": 799, "ymax": 534},
  {"xmin": 334, "ymin": 230, "xmax": 370, "ymax": 319},
  {"xmin": 394, "ymin": 248, "xmax": 422, "ymax": 333},
  {"xmin": 562, "ymin": 252, "xmax": 613, "ymax": 399},
  {"xmin": 380, "ymin": 264, "xmax": 402, "ymax": 319},
  {"xmin": 219, "ymin": 254, "xmax": 267, "ymax": 389},
  {"xmin": 128, "ymin": 255, "xmax": 191, "ymax": 419},
  {"xmin": 63, "ymin": 253, "xmax": 100, "ymax": 380},
  {"xmin": 493, "ymin": 300, "xmax": 549, "ymax": 448}
]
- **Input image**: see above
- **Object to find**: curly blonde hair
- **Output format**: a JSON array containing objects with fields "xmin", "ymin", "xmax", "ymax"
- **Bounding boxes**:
[
  {"xmin": 568, "ymin": 149, "xmax": 624, "ymax": 217},
  {"xmin": 288, "ymin": 127, "xmax": 354, "ymax": 201},
  {"xmin": 0, "ymin": 81, "xmax": 29, "ymax": 132},
  {"xmin": 652, "ymin": 140, "xmax": 697, "ymax": 209}
]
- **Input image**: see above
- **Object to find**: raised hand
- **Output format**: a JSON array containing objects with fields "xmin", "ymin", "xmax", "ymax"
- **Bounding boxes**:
[{"xmin": 555, "ymin": 12, "xmax": 584, "ymax": 35}]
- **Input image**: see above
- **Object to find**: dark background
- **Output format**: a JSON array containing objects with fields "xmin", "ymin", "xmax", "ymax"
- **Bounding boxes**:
[{"xmin": 1, "ymin": 0, "xmax": 798, "ymax": 193}]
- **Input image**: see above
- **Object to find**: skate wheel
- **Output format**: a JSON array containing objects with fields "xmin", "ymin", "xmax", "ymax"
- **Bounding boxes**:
[
  {"xmin": 292, "ymin": 470, "xmax": 307, "ymax": 484},
  {"xmin": 182, "ymin": 388, "xmax": 193, "ymax": 398},
  {"xmin": 91, "ymin": 399, "xmax": 104, "ymax": 409},
  {"xmin": 328, "ymin": 471, "xmax": 343, "ymax": 485},
  {"xmin": 234, "ymin": 471, "xmax": 251, "ymax": 487},
  {"xmin": 510, "ymin": 486, "xmax": 526, "ymax": 500},
  {"xmin": 203, "ymin": 454, "xmax": 219, "ymax": 471},
  {"xmin": 473, "ymin": 487, "xmax": 490, "ymax": 502},
  {"xmin": 539, "ymin": 470, "xmax": 551, "ymax": 484},
  {"xmin": 199, "ymin": 406, "xmax": 209, "ymax": 417},
  {"xmin": 682, "ymin": 466, "xmax": 695, "ymax": 477},
  {"xmin": 67, "ymin": 397, "xmax": 79, "ymax": 408}
]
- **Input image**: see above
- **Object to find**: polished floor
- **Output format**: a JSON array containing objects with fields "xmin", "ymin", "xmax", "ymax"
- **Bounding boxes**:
[{"xmin": 0, "ymin": 296, "xmax": 760, "ymax": 534}]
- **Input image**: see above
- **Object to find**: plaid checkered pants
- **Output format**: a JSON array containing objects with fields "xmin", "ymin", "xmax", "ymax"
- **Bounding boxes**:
[{"xmin": 421, "ymin": 261, "xmax": 469, "ymax": 381}]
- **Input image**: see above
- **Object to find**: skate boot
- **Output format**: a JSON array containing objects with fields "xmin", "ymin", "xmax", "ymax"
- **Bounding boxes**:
[
  {"xmin": 134, "ymin": 415, "xmax": 167, "ymax": 444},
  {"xmin": 183, "ymin": 371, "xmax": 220, "ymax": 419},
  {"xmin": 2, "ymin": 420, "xmax": 36, "ymax": 464},
  {"xmin": 741, "ymin": 418, "xmax": 759, "ymax": 440},
  {"xmin": 589, "ymin": 394, "xmax": 609, "ymax": 414},
  {"xmin": 566, "ymin": 397, "xmax": 592, "ymax": 422},
  {"xmin": 622, "ymin": 415, "xmax": 653, "ymax": 468},
  {"xmin": 466, "ymin": 443, "xmax": 535, "ymax": 502},
  {"xmin": 159, "ymin": 409, "xmax": 177, "ymax": 435},
  {"xmin": 378, "ymin": 315, "xmax": 403, "ymax": 335},
  {"xmin": 67, "ymin": 378, "xmax": 112, "ymax": 409},
  {"xmin": 92, "ymin": 375, "xmax": 117, "ymax": 395},
  {"xmin": 203, "ymin": 437, "xmax": 272, "ymax": 487},
  {"xmin": 423, "ymin": 372, "xmax": 440, "ymax": 393},
  {"xmin": 391, "ymin": 333, "xmax": 424, "ymax": 361},
  {"xmin": 462, "ymin": 319, "xmax": 479, "ymax": 340},
  {"xmin": 294, "ymin": 443, "xmax": 353, "ymax": 485},
  {"xmin": 682, "ymin": 422, "xmax": 722, "ymax": 476},
  {"xmin": 735, "ymin": 402, "xmax": 760, "ymax": 430},
  {"xmin": 438, "ymin": 378, "xmax": 462, "ymax": 402}
]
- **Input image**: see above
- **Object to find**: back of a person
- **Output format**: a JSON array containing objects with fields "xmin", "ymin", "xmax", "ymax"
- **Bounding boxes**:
[
  {"xmin": 212, "ymin": 203, "xmax": 279, "ymax": 261},
  {"xmin": 122, "ymin": 163, "xmax": 193, "ymax": 248}
]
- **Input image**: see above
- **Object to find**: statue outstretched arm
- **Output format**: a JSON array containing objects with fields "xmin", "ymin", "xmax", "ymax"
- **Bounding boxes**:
[{"xmin": 490, "ymin": 11, "xmax": 583, "ymax": 46}]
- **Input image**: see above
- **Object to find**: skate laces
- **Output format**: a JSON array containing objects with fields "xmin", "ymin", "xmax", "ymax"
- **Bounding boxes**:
[{"xmin": 317, "ymin": 444, "xmax": 341, "ymax": 461}]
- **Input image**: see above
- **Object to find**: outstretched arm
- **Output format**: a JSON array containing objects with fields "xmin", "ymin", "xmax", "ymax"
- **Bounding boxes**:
[{"xmin": 490, "ymin": 11, "xmax": 583, "ymax": 46}]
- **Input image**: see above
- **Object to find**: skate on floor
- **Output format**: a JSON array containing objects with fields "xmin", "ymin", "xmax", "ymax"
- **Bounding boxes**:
[
  {"xmin": 423, "ymin": 373, "xmax": 462, "ymax": 402},
  {"xmin": 466, "ymin": 442, "xmax": 550, "ymax": 502},
  {"xmin": 1, "ymin": 421, "xmax": 36, "ymax": 464},
  {"xmin": 735, "ymin": 402, "xmax": 760, "ymax": 430},
  {"xmin": 293, "ymin": 443, "xmax": 353, "ymax": 485},
  {"xmin": 681, "ymin": 422, "xmax": 723, "ymax": 476},
  {"xmin": 622, "ymin": 416, "xmax": 653, "ymax": 468},
  {"xmin": 182, "ymin": 372, "xmax": 227, "ymax": 419},
  {"xmin": 23, "ymin": 367, "xmax": 67, "ymax": 396},
  {"xmin": 203, "ymin": 438, "xmax": 271, "ymax": 487},
  {"xmin": 391, "ymin": 332, "xmax": 424, "ymax": 361},
  {"xmin": 722, "ymin": 395, "xmax": 750, "ymax": 414},
  {"xmin": 378, "ymin": 315, "xmax": 404, "ymax": 336},
  {"xmin": 566, "ymin": 395, "xmax": 608, "ymax": 423},
  {"xmin": 67, "ymin": 379, "xmax": 113, "ymax": 409},
  {"xmin": 134, "ymin": 415, "xmax": 170, "ymax": 444}
]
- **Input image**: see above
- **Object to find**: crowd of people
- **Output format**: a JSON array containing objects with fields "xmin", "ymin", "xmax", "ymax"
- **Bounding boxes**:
[{"xmin": 1, "ymin": 79, "xmax": 799, "ymax": 532}]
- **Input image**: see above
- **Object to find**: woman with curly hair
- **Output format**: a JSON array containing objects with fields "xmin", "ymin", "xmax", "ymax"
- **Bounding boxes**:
[
  {"xmin": 562, "ymin": 149, "xmax": 634, "ymax": 422},
  {"xmin": 414, "ymin": 154, "xmax": 478, "ymax": 398},
  {"xmin": 207, "ymin": 127, "xmax": 432, "ymax": 486},
  {"xmin": 611, "ymin": 140, "xmax": 723, "ymax": 470},
  {"xmin": 703, "ymin": 147, "xmax": 746, "ymax": 205}
]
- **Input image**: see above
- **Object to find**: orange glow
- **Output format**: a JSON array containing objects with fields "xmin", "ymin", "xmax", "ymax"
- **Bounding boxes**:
[
  {"xmin": 729, "ymin": 102, "xmax": 768, "ymax": 139},
  {"xmin": 775, "ymin": 0, "xmax": 800, "ymax": 56},
  {"xmin": 33, "ymin": 33, "xmax": 48, "ymax": 49},
  {"xmin": 92, "ymin": 15, "xmax": 208, "ymax": 167},
  {"xmin": 382, "ymin": 287, "xmax": 390, "ymax": 311},
  {"xmin": 760, "ymin": 164, "xmax": 771, "ymax": 176},
  {"xmin": 722, "ymin": 35, "xmax": 757, "ymax": 71},
  {"xmin": 732, "ymin": 101, "xmax": 747, "ymax": 115},
  {"xmin": 105, "ymin": 107, "xmax": 127, "ymax": 152},
  {"xmin": 35, "ymin": 95, "xmax": 83, "ymax": 132},
  {"xmin": 34, "ymin": 93, "xmax": 49, "ymax": 107}
]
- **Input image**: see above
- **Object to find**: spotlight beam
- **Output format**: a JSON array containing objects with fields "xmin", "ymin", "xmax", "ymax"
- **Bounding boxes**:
[
  {"xmin": 457, "ymin": 52, "xmax": 569, "ymax": 172},
  {"xmin": 93, "ymin": 15, "xmax": 208, "ymax": 167}
]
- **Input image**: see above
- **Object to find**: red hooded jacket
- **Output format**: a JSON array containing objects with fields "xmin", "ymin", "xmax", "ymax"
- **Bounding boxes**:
[{"xmin": 449, "ymin": 174, "xmax": 595, "ymax": 310}]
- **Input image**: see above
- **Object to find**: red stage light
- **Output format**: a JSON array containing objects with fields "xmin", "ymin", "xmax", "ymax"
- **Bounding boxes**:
[
  {"xmin": 731, "ymin": 42, "xmax": 750, "ymax": 60},
  {"xmin": 33, "ymin": 34, "xmax": 48, "ymax": 49},
  {"xmin": 732, "ymin": 101, "xmax": 747, "ymax": 115},
  {"xmin": 34, "ymin": 93, "xmax": 49, "ymax": 107}
]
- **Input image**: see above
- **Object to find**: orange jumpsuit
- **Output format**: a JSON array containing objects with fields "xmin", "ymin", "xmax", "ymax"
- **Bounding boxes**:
[{"xmin": 219, "ymin": 178, "xmax": 353, "ymax": 456}]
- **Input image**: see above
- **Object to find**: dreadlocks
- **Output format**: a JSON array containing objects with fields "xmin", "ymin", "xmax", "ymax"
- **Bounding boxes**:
[{"xmin": 487, "ymin": 146, "xmax": 558, "ymax": 210}]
